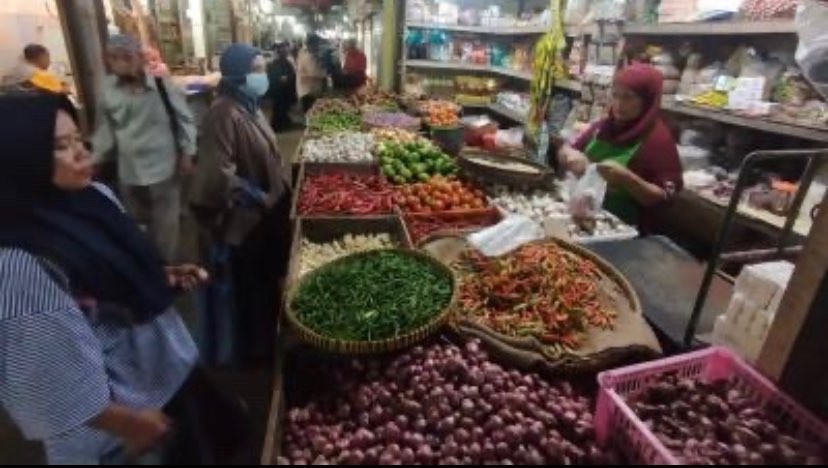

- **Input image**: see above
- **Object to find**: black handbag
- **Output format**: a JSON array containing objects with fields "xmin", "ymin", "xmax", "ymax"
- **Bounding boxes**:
[{"xmin": 161, "ymin": 367, "xmax": 253, "ymax": 465}]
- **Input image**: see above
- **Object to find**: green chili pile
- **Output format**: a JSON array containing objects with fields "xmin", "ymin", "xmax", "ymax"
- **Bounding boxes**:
[{"xmin": 291, "ymin": 251, "xmax": 453, "ymax": 342}]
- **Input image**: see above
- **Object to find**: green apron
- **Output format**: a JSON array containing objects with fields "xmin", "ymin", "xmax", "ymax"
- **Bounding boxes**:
[{"xmin": 583, "ymin": 136, "xmax": 642, "ymax": 226}]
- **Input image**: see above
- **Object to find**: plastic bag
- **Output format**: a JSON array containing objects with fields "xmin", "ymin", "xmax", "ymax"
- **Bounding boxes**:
[
  {"xmin": 467, "ymin": 215, "xmax": 544, "ymax": 257},
  {"xmin": 564, "ymin": 0, "xmax": 592, "ymax": 25},
  {"xmin": 567, "ymin": 164, "xmax": 608, "ymax": 220},
  {"xmin": 494, "ymin": 127, "xmax": 524, "ymax": 149},
  {"xmin": 796, "ymin": 0, "xmax": 828, "ymax": 100}
]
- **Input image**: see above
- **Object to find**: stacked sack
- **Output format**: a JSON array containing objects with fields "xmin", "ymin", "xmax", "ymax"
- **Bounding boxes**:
[{"xmin": 712, "ymin": 261, "xmax": 794, "ymax": 363}]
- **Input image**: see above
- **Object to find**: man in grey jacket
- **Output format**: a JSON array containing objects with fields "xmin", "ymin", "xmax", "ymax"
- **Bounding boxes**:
[{"xmin": 93, "ymin": 35, "xmax": 196, "ymax": 262}]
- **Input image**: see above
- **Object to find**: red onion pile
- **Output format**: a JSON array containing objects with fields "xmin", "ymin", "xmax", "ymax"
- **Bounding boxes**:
[
  {"xmin": 363, "ymin": 112, "xmax": 421, "ymax": 130},
  {"xmin": 631, "ymin": 375, "xmax": 826, "ymax": 465},
  {"xmin": 278, "ymin": 340, "xmax": 615, "ymax": 465}
]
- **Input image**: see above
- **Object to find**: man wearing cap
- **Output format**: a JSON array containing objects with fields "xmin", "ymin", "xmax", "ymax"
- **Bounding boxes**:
[{"xmin": 92, "ymin": 35, "xmax": 197, "ymax": 262}]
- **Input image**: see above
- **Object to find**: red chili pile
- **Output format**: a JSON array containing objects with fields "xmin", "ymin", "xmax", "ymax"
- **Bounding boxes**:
[
  {"xmin": 455, "ymin": 242, "xmax": 617, "ymax": 352},
  {"xmin": 404, "ymin": 211, "xmax": 501, "ymax": 245},
  {"xmin": 298, "ymin": 172, "xmax": 394, "ymax": 216}
]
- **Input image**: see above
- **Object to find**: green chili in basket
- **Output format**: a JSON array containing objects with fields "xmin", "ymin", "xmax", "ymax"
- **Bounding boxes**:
[{"xmin": 291, "ymin": 251, "xmax": 452, "ymax": 341}]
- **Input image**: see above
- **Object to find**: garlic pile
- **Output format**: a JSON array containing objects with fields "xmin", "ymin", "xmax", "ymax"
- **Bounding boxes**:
[
  {"xmin": 370, "ymin": 127, "xmax": 431, "ymax": 147},
  {"xmin": 487, "ymin": 184, "xmax": 568, "ymax": 222},
  {"xmin": 299, "ymin": 233, "xmax": 395, "ymax": 277},
  {"xmin": 302, "ymin": 132, "xmax": 375, "ymax": 163},
  {"xmin": 567, "ymin": 213, "xmax": 638, "ymax": 242},
  {"xmin": 487, "ymin": 185, "xmax": 638, "ymax": 242}
]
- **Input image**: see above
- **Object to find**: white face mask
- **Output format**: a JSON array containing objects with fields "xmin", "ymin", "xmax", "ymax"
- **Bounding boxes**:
[{"xmin": 243, "ymin": 72, "xmax": 269, "ymax": 97}]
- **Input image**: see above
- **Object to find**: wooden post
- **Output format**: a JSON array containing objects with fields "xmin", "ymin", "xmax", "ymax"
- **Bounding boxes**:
[
  {"xmin": 56, "ymin": 0, "xmax": 108, "ymax": 129},
  {"xmin": 757, "ymin": 192, "xmax": 828, "ymax": 418}
]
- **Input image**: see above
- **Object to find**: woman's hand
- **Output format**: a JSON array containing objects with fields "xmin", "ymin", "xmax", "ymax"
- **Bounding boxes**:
[
  {"xmin": 165, "ymin": 265, "xmax": 209, "ymax": 291},
  {"xmin": 121, "ymin": 409, "xmax": 172, "ymax": 456},
  {"xmin": 597, "ymin": 161, "xmax": 669, "ymax": 207},
  {"xmin": 558, "ymin": 145, "xmax": 589, "ymax": 177},
  {"xmin": 596, "ymin": 161, "xmax": 635, "ymax": 187},
  {"xmin": 90, "ymin": 405, "xmax": 172, "ymax": 457}
]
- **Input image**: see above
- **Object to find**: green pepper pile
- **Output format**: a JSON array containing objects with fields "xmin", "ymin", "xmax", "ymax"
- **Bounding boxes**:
[{"xmin": 291, "ymin": 250, "xmax": 453, "ymax": 342}]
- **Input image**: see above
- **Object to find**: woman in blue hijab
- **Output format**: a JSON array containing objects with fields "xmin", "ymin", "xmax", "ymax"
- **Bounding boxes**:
[
  {"xmin": 0, "ymin": 93, "xmax": 251, "ymax": 463},
  {"xmin": 190, "ymin": 44, "xmax": 292, "ymax": 368}
]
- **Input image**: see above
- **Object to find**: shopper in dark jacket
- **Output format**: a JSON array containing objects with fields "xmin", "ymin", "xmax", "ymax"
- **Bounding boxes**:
[{"xmin": 267, "ymin": 41, "xmax": 297, "ymax": 132}]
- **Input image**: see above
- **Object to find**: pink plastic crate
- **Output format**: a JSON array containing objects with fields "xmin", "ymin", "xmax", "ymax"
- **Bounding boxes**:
[{"xmin": 594, "ymin": 346, "xmax": 828, "ymax": 465}]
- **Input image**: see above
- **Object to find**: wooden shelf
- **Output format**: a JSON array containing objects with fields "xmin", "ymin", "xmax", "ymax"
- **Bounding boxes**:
[
  {"xmin": 556, "ymin": 78, "xmax": 582, "ymax": 93},
  {"xmin": 460, "ymin": 101, "xmax": 528, "ymax": 124},
  {"xmin": 406, "ymin": 60, "xmax": 533, "ymax": 81},
  {"xmin": 682, "ymin": 190, "xmax": 811, "ymax": 238},
  {"xmin": 624, "ymin": 21, "xmax": 796, "ymax": 35},
  {"xmin": 661, "ymin": 101, "xmax": 828, "ymax": 143}
]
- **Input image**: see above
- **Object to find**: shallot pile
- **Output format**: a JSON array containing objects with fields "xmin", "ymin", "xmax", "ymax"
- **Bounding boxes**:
[
  {"xmin": 363, "ymin": 112, "xmax": 421, "ymax": 130},
  {"xmin": 278, "ymin": 339, "xmax": 616, "ymax": 465},
  {"xmin": 631, "ymin": 375, "xmax": 826, "ymax": 465}
]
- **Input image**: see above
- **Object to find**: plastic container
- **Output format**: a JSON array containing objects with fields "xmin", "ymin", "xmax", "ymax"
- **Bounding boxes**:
[
  {"xmin": 595, "ymin": 346, "xmax": 828, "ymax": 465},
  {"xmin": 430, "ymin": 125, "xmax": 465, "ymax": 156}
]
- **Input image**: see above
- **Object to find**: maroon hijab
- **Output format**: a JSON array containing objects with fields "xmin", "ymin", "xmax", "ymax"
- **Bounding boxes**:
[
  {"xmin": 572, "ymin": 64, "xmax": 683, "ymax": 232},
  {"xmin": 597, "ymin": 64, "xmax": 664, "ymax": 146}
]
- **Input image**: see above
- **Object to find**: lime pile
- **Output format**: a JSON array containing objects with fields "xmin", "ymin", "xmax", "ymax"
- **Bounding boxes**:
[{"xmin": 377, "ymin": 141, "xmax": 458, "ymax": 185}]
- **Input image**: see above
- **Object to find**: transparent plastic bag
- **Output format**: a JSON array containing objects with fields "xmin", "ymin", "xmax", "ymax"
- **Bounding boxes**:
[
  {"xmin": 796, "ymin": 0, "xmax": 828, "ymax": 100},
  {"xmin": 467, "ymin": 215, "xmax": 544, "ymax": 257},
  {"xmin": 567, "ymin": 164, "xmax": 608, "ymax": 220}
]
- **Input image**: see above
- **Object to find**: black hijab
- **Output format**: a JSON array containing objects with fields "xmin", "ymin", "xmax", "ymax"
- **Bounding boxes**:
[{"xmin": 0, "ymin": 93, "xmax": 173, "ymax": 323}]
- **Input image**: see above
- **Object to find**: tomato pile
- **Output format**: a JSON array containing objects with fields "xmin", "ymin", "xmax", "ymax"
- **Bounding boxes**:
[
  {"xmin": 394, "ymin": 177, "xmax": 489, "ymax": 213},
  {"xmin": 420, "ymin": 100, "xmax": 461, "ymax": 128}
]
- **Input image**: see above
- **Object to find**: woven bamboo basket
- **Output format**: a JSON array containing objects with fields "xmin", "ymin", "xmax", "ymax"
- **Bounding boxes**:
[
  {"xmin": 458, "ymin": 147, "xmax": 552, "ymax": 188},
  {"xmin": 285, "ymin": 249, "xmax": 458, "ymax": 355},
  {"xmin": 440, "ymin": 237, "xmax": 651, "ymax": 372}
]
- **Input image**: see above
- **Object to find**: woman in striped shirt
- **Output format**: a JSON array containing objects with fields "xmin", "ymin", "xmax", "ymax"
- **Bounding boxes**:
[{"xmin": 0, "ymin": 94, "xmax": 248, "ymax": 463}]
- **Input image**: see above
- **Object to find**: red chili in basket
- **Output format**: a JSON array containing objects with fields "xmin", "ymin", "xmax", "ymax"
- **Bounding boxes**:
[
  {"xmin": 298, "ymin": 172, "xmax": 394, "ymax": 216},
  {"xmin": 406, "ymin": 213, "xmax": 500, "ymax": 244}
]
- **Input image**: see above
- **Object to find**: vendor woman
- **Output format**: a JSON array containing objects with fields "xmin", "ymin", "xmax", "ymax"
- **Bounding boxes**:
[{"xmin": 555, "ymin": 64, "xmax": 683, "ymax": 232}]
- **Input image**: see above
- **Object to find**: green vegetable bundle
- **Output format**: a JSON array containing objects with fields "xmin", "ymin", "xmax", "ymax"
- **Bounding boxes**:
[
  {"xmin": 308, "ymin": 112, "xmax": 362, "ymax": 134},
  {"xmin": 377, "ymin": 141, "xmax": 458, "ymax": 185},
  {"xmin": 290, "ymin": 250, "xmax": 454, "ymax": 342}
]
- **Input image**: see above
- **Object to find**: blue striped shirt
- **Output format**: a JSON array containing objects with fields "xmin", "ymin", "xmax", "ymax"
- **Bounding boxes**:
[{"xmin": 0, "ymin": 187, "xmax": 198, "ymax": 464}]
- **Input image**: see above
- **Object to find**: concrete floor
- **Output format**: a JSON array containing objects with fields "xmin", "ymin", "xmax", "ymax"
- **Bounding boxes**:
[{"xmin": 0, "ymin": 127, "xmax": 305, "ymax": 465}]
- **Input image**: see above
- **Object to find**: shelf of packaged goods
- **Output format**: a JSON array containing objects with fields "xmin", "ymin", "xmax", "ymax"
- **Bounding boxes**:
[
  {"xmin": 406, "ymin": 22, "xmax": 549, "ymax": 35},
  {"xmin": 623, "ymin": 21, "xmax": 796, "ymax": 35},
  {"xmin": 661, "ymin": 101, "xmax": 828, "ymax": 144},
  {"xmin": 405, "ymin": 60, "xmax": 533, "ymax": 81}
]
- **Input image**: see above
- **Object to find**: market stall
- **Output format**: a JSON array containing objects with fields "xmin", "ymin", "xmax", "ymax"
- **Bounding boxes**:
[{"xmin": 263, "ymin": 88, "xmax": 828, "ymax": 464}]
